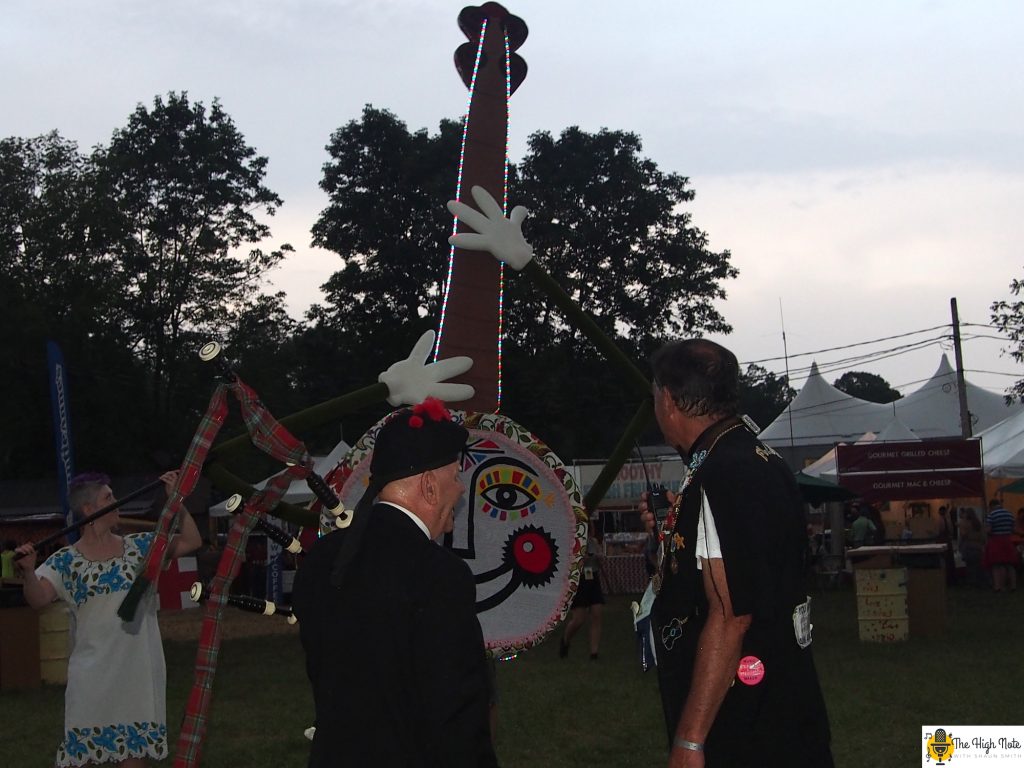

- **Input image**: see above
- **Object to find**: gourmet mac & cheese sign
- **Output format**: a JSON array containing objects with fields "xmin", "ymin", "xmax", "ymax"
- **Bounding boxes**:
[{"xmin": 836, "ymin": 439, "xmax": 982, "ymax": 501}]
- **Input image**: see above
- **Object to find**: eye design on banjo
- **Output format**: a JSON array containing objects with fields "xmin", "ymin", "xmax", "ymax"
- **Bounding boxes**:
[{"xmin": 476, "ymin": 467, "xmax": 541, "ymax": 520}]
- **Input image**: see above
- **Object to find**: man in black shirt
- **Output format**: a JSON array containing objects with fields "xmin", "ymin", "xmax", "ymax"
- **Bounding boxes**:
[{"xmin": 641, "ymin": 339, "xmax": 833, "ymax": 767}]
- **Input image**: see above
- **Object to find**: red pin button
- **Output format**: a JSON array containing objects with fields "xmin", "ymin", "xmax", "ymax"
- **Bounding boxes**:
[{"xmin": 737, "ymin": 655, "xmax": 765, "ymax": 686}]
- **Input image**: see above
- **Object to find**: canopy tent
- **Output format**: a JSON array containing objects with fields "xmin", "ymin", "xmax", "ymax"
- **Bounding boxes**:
[
  {"xmin": 875, "ymin": 415, "xmax": 921, "ymax": 443},
  {"xmin": 895, "ymin": 355, "xmax": 1018, "ymax": 439},
  {"xmin": 794, "ymin": 471, "xmax": 857, "ymax": 505},
  {"xmin": 800, "ymin": 432, "xmax": 877, "ymax": 480},
  {"xmin": 976, "ymin": 408, "xmax": 1024, "ymax": 478},
  {"xmin": 760, "ymin": 355, "xmax": 1022, "ymax": 450},
  {"xmin": 759, "ymin": 363, "xmax": 891, "ymax": 448},
  {"xmin": 208, "ymin": 441, "xmax": 351, "ymax": 517},
  {"xmin": 999, "ymin": 477, "xmax": 1024, "ymax": 493}
]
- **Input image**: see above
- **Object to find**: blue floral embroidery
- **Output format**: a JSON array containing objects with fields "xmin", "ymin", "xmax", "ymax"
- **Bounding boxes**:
[
  {"xmin": 51, "ymin": 548, "xmax": 74, "ymax": 575},
  {"xmin": 135, "ymin": 532, "xmax": 154, "ymax": 557},
  {"xmin": 92, "ymin": 726, "xmax": 119, "ymax": 751},
  {"xmin": 125, "ymin": 724, "xmax": 148, "ymax": 752},
  {"xmin": 71, "ymin": 579, "xmax": 90, "ymax": 606},
  {"xmin": 64, "ymin": 730, "xmax": 88, "ymax": 759},
  {"xmin": 97, "ymin": 565, "xmax": 128, "ymax": 593}
]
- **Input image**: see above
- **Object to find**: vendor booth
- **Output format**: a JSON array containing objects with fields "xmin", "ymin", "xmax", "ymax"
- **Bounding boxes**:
[{"xmin": 837, "ymin": 438, "xmax": 984, "ymax": 640}]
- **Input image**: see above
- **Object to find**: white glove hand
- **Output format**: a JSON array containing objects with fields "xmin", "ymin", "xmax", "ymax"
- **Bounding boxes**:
[
  {"xmin": 379, "ymin": 330, "xmax": 475, "ymax": 406},
  {"xmin": 446, "ymin": 185, "xmax": 534, "ymax": 271}
]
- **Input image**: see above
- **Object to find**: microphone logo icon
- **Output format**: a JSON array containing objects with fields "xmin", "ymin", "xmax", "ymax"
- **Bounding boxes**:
[{"xmin": 926, "ymin": 728, "xmax": 955, "ymax": 764}]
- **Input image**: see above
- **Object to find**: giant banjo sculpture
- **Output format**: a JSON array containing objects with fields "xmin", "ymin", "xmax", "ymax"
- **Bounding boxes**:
[
  {"xmin": 144, "ymin": 3, "xmax": 657, "ymax": 763},
  {"xmin": 313, "ymin": 2, "xmax": 653, "ymax": 658}
]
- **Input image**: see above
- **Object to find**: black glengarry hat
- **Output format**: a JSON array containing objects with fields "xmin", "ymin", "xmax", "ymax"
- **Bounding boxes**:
[
  {"xmin": 330, "ymin": 398, "xmax": 466, "ymax": 587},
  {"xmin": 369, "ymin": 398, "xmax": 468, "ymax": 485}
]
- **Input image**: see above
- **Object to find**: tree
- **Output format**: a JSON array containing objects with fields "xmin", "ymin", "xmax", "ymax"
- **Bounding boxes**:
[
  {"xmin": 0, "ymin": 132, "xmax": 144, "ymax": 477},
  {"xmin": 991, "ymin": 279, "xmax": 1024, "ymax": 402},
  {"xmin": 310, "ymin": 109, "xmax": 737, "ymax": 457},
  {"xmin": 511, "ymin": 127, "xmax": 735, "ymax": 349},
  {"xmin": 738, "ymin": 364, "xmax": 796, "ymax": 431},
  {"xmin": 96, "ymin": 92, "xmax": 292, "ymax": 436},
  {"xmin": 309, "ymin": 106, "xmax": 462, "ymax": 362},
  {"xmin": 833, "ymin": 371, "xmax": 902, "ymax": 404}
]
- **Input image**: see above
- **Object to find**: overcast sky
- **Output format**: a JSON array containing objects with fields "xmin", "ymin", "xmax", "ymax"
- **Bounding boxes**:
[{"xmin": 4, "ymin": 0, "xmax": 1022, "ymax": 402}]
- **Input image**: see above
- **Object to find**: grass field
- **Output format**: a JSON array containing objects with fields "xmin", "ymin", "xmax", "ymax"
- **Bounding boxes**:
[{"xmin": 2, "ymin": 583, "xmax": 1021, "ymax": 767}]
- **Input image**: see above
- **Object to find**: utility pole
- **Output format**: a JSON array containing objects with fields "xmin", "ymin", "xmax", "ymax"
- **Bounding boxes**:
[
  {"xmin": 950, "ymin": 297, "xmax": 972, "ymax": 438},
  {"xmin": 780, "ymin": 299, "xmax": 795, "ymax": 449}
]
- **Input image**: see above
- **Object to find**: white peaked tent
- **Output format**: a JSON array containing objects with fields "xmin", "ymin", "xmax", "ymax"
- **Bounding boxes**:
[
  {"xmin": 894, "ymin": 355, "xmax": 1019, "ymax": 438},
  {"xmin": 759, "ymin": 362, "xmax": 890, "ymax": 447},
  {"xmin": 976, "ymin": 410, "xmax": 1024, "ymax": 477},
  {"xmin": 761, "ymin": 355, "xmax": 1022, "ymax": 449},
  {"xmin": 209, "ymin": 440, "xmax": 351, "ymax": 517}
]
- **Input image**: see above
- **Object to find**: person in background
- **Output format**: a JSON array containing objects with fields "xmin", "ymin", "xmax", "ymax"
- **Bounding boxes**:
[
  {"xmin": 983, "ymin": 498, "xmax": 1017, "ymax": 593},
  {"xmin": 15, "ymin": 470, "xmax": 200, "ymax": 767},
  {"xmin": 957, "ymin": 507, "xmax": 985, "ymax": 587},
  {"xmin": 559, "ymin": 532, "xmax": 605, "ymax": 660},
  {"xmin": 850, "ymin": 504, "xmax": 878, "ymax": 548}
]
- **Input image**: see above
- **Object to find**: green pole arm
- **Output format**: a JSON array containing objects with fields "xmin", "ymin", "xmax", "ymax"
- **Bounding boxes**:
[
  {"xmin": 205, "ymin": 382, "xmax": 388, "ymax": 466},
  {"xmin": 201, "ymin": 382, "xmax": 389, "ymax": 527},
  {"xmin": 522, "ymin": 260, "xmax": 651, "ymax": 398},
  {"xmin": 204, "ymin": 462, "xmax": 320, "ymax": 528},
  {"xmin": 581, "ymin": 396, "xmax": 655, "ymax": 513}
]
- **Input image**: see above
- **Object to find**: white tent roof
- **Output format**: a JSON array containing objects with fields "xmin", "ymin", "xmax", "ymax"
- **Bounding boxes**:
[
  {"xmin": 761, "ymin": 355, "xmax": 1022, "ymax": 448},
  {"xmin": 801, "ymin": 431, "xmax": 877, "ymax": 479},
  {"xmin": 759, "ymin": 362, "xmax": 890, "ymax": 447},
  {"xmin": 977, "ymin": 410, "xmax": 1024, "ymax": 478},
  {"xmin": 209, "ymin": 441, "xmax": 351, "ymax": 517},
  {"xmin": 894, "ymin": 355, "xmax": 1018, "ymax": 438},
  {"xmin": 876, "ymin": 415, "xmax": 921, "ymax": 442}
]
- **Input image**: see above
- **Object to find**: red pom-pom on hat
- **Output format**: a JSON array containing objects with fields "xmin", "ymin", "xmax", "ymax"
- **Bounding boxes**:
[
  {"xmin": 409, "ymin": 415, "xmax": 424, "ymax": 428},
  {"xmin": 411, "ymin": 397, "xmax": 451, "ymax": 423}
]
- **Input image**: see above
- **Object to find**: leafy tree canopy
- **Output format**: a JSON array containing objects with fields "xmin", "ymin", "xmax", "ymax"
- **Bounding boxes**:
[
  {"xmin": 308, "ymin": 107, "xmax": 737, "ymax": 457},
  {"xmin": 738, "ymin": 364, "xmax": 796, "ymax": 432},
  {"xmin": 97, "ymin": 92, "xmax": 292, "ymax": 430},
  {"xmin": 833, "ymin": 370, "xmax": 902, "ymax": 404},
  {"xmin": 991, "ymin": 278, "xmax": 1024, "ymax": 402},
  {"xmin": 0, "ymin": 94, "xmax": 292, "ymax": 478}
]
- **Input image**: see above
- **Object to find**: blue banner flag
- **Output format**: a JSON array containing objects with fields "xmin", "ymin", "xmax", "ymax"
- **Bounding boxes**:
[{"xmin": 47, "ymin": 341, "xmax": 77, "ymax": 542}]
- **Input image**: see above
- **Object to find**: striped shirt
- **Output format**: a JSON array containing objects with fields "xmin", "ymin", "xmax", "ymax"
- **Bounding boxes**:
[{"xmin": 986, "ymin": 507, "xmax": 1015, "ymax": 535}]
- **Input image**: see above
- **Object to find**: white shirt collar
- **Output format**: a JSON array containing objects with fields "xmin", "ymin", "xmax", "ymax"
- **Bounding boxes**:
[{"xmin": 379, "ymin": 501, "xmax": 431, "ymax": 539}]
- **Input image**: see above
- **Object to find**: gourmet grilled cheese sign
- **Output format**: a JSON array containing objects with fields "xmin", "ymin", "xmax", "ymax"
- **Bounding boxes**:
[{"xmin": 836, "ymin": 439, "xmax": 982, "ymax": 502}]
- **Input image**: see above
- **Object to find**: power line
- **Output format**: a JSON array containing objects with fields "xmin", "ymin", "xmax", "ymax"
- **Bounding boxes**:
[{"xmin": 743, "ymin": 324, "xmax": 951, "ymax": 366}]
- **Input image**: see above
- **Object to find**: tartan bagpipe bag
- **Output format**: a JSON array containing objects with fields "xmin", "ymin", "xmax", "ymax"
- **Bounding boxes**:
[{"xmin": 117, "ymin": 368, "xmax": 317, "ymax": 768}]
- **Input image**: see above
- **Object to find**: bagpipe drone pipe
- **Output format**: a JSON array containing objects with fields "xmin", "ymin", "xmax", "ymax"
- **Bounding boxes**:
[{"xmin": 188, "ymin": 580, "xmax": 296, "ymax": 624}]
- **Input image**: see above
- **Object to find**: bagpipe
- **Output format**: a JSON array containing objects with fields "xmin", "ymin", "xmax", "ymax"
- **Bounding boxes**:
[
  {"xmin": 115, "ymin": 340, "xmax": 345, "ymax": 768},
  {"xmin": 13, "ymin": 477, "xmax": 165, "ymax": 560},
  {"xmin": 188, "ymin": 581, "xmax": 296, "ymax": 624}
]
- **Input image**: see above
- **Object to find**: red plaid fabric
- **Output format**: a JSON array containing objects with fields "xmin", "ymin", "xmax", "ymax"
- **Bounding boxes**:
[
  {"xmin": 120, "ymin": 385, "xmax": 231, "ymax": 619},
  {"xmin": 173, "ymin": 378, "xmax": 312, "ymax": 768}
]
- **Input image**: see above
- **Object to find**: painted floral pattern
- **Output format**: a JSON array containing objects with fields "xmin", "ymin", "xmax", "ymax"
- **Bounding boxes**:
[{"xmin": 319, "ymin": 408, "xmax": 588, "ymax": 659}]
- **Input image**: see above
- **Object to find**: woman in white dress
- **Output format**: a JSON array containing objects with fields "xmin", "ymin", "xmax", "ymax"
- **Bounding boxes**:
[{"xmin": 15, "ymin": 471, "xmax": 201, "ymax": 767}]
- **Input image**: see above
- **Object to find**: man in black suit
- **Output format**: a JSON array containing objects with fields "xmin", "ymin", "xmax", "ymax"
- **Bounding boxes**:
[{"xmin": 293, "ymin": 398, "xmax": 498, "ymax": 768}]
